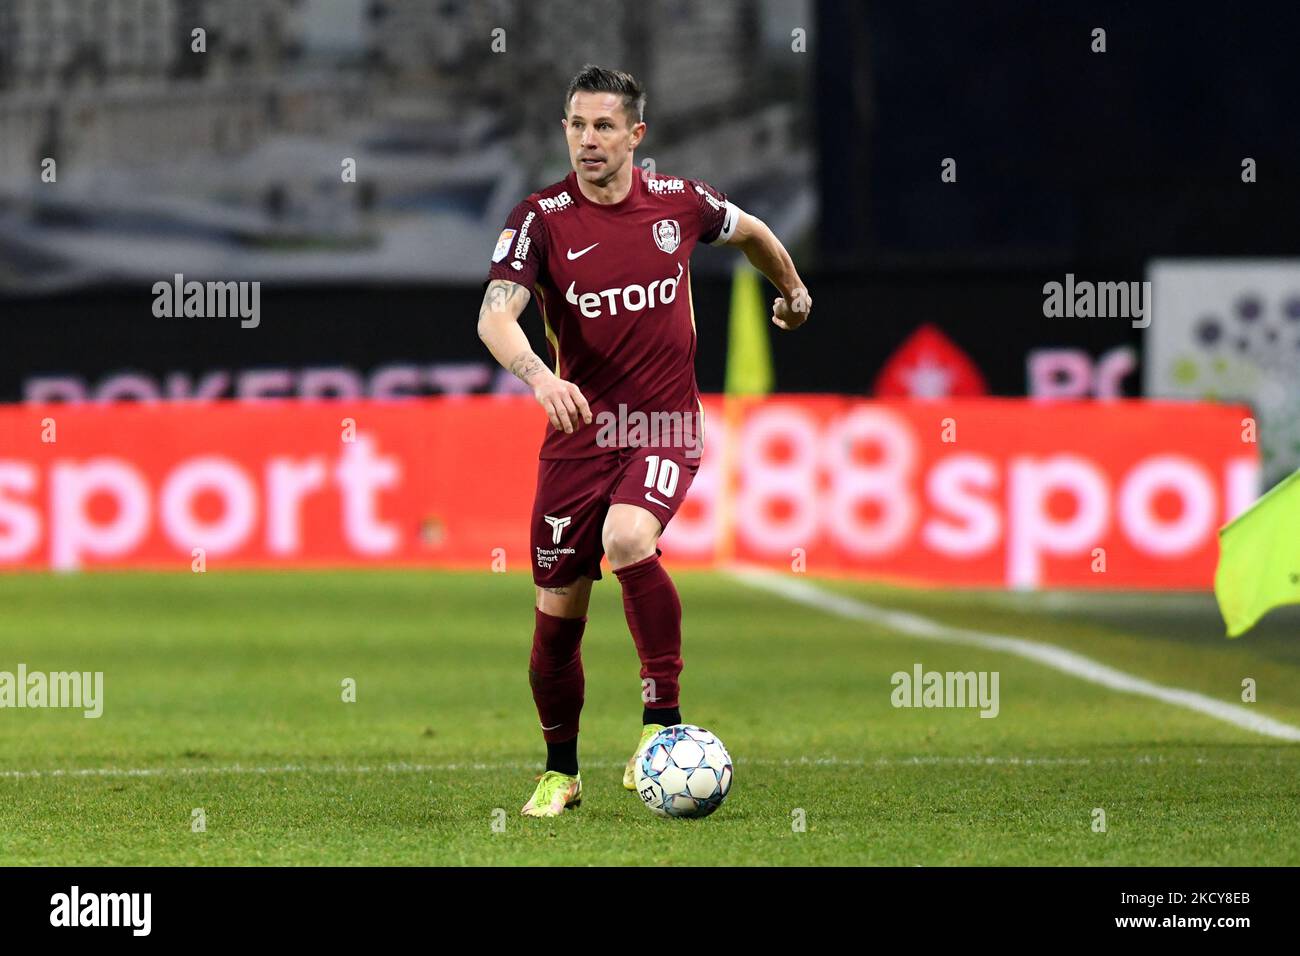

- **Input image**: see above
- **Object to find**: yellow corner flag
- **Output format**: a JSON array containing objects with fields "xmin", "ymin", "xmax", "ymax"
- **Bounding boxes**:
[
  {"xmin": 1214, "ymin": 467, "xmax": 1300, "ymax": 637},
  {"xmin": 724, "ymin": 261, "xmax": 773, "ymax": 396}
]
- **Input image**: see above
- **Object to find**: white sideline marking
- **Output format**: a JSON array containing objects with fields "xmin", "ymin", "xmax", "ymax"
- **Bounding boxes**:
[
  {"xmin": 0, "ymin": 762, "xmax": 539, "ymax": 780},
  {"xmin": 0, "ymin": 754, "xmax": 1275, "ymax": 781},
  {"xmin": 730, "ymin": 567, "xmax": 1300, "ymax": 743}
]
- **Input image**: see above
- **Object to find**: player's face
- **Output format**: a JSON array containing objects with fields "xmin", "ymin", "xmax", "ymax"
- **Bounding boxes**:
[{"xmin": 563, "ymin": 91, "xmax": 644, "ymax": 185}]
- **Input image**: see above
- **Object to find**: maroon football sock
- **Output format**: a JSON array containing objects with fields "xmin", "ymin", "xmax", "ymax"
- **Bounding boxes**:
[
  {"xmin": 613, "ymin": 552, "xmax": 683, "ymax": 709},
  {"xmin": 529, "ymin": 608, "xmax": 586, "ymax": 744}
]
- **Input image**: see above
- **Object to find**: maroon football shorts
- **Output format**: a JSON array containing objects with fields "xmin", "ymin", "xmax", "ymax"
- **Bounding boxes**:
[{"xmin": 530, "ymin": 444, "xmax": 701, "ymax": 587}]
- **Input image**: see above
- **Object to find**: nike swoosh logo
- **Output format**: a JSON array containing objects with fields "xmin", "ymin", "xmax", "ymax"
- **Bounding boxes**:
[
  {"xmin": 644, "ymin": 492, "xmax": 670, "ymax": 508},
  {"xmin": 541, "ymin": 722, "xmax": 563, "ymax": 731},
  {"xmin": 566, "ymin": 243, "xmax": 599, "ymax": 260}
]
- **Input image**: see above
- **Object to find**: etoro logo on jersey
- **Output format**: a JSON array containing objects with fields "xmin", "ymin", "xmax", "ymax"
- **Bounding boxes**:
[{"xmin": 565, "ymin": 263, "xmax": 683, "ymax": 318}]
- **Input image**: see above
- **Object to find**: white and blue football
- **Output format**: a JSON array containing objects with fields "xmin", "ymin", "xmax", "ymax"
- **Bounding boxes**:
[{"xmin": 634, "ymin": 724, "xmax": 733, "ymax": 818}]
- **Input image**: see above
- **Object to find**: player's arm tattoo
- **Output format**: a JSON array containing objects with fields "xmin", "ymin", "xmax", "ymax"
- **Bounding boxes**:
[
  {"xmin": 509, "ymin": 350, "xmax": 549, "ymax": 384},
  {"xmin": 540, "ymin": 586, "xmax": 569, "ymax": 595},
  {"xmin": 478, "ymin": 279, "xmax": 529, "ymax": 323},
  {"xmin": 477, "ymin": 279, "xmax": 553, "ymax": 386}
]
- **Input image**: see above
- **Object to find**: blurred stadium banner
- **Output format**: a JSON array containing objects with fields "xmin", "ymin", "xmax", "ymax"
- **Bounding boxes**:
[
  {"xmin": 0, "ymin": 396, "xmax": 1255, "ymax": 587},
  {"xmin": 1146, "ymin": 259, "xmax": 1300, "ymax": 489},
  {"xmin": 0, "ymin": 274, "xmax": 1140, "ymax": 404}
]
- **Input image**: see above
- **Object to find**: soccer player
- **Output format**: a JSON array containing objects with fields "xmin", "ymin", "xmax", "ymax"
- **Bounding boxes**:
[{"xmin": 477, "ymin": 65, "xmax": 810, "ymax": 817}]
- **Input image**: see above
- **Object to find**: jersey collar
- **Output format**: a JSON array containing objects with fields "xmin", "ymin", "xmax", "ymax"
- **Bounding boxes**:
[{"xmin": 567, "ymin": 166, "xmax": 640, "ymax": 211}]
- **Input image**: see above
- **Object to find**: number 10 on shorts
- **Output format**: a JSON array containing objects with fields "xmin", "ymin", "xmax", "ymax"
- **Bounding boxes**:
[{"xmin": 644, "ymin": 455, "xmax": 680, "ymax": 498}]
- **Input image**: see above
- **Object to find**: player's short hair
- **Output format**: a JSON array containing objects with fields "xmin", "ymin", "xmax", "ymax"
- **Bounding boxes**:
[{"xmin": 564, "ymin": 64, "xmax": 645, "ymax": 126}]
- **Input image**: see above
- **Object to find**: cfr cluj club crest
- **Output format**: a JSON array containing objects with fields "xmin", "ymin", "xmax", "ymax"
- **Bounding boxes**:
[{"xmin": 652, "ymin": 218, "xmax": 681, "ymax": 254}]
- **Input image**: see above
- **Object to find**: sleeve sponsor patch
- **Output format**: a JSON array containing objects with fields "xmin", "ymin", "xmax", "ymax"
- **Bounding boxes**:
[
  {"xmin": 491, "ymin": 229, "xmax": 517, "ymax": 263},
  {"xmin": 513, "ymin": 211, "xmax": 535, "ymax": 261}
]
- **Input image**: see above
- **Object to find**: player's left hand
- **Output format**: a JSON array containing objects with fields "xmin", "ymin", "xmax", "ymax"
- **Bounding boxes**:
[{"xmin": 772, "ymin": 289, "xmax": 811, "ymax": 330}]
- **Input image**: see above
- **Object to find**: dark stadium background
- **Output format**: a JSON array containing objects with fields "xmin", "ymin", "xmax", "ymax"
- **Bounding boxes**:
[{"xmin": 4, "ymin": 1, "xmax": 1296, "ymax": 403}]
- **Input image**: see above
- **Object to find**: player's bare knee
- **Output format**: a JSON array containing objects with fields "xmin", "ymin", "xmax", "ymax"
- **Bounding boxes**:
[{"xmin": 603, "ymin": 524, "xmax": 655, "ymax": 567}]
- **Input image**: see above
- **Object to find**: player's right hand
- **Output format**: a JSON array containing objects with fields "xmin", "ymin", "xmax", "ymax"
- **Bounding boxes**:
[{"xmin": 533, "ymin": 374, "xmax": 592, "ymax": 434}]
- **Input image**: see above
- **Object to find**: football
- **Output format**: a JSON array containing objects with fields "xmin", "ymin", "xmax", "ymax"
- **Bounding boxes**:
[{"xmin": 634, "ymin": 724, "xmax": 733, "ymax": 818}]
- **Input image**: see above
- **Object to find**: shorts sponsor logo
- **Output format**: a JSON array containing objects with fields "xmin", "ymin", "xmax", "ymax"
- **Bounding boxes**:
[
  {"xmin": 539, "ymin": 192, "xmax": 573, "ymax": 214},
  {"xmin": 535, "ymin": 545, "xmax": 576, "ymax": 570},
  {"xmin": 653, "ymin": 219, "xmax": 681, "ymax": 255},
  {"xmin": 543, "ymin": 514, "xmax": 572, "ymax": 544},
  {"xmin": 492, "ymin": 228, "xmax": 516, "ymax": 262}
]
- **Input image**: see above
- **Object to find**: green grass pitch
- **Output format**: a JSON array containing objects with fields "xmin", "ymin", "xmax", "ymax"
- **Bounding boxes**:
[{"xmin": 1, "ymin": 568, "xmax": 1298, "ymax": 866}]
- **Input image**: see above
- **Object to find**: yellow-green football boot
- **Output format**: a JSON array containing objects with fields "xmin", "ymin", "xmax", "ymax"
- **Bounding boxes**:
[
  {"xmin": 623, "ymin": 723, "xmax": 666, "ymax": 790},
  {"xmin": 521, "ymin": 770, "xmax": 582, "ymax": 817}
]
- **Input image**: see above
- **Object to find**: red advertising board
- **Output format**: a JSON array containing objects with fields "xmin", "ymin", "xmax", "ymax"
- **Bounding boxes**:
[
  {"xmin": 0, "ymin": 397, "xmax": 1256, "ymax": 587},
  {"xmin": 685, "ymin": 397, "xmax": 1257, "ymax": 588}
]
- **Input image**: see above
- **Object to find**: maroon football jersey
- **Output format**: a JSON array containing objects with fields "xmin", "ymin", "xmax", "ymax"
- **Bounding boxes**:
[{"xmin": 486, "ymin": 170, "xmax": 739, "ymax": 459}]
